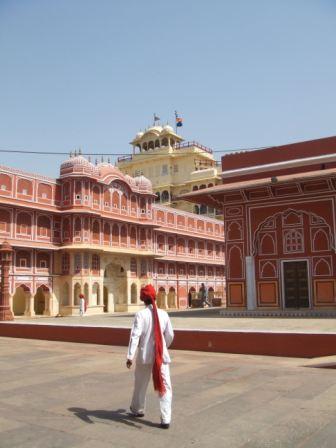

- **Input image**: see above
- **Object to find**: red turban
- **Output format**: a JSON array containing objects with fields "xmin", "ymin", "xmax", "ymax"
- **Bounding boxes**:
[
  {"xmin": 140, "ymin": 284, "xmax": 165, "ymax": 396},
  {"xmin": 140, "ymin": 284, "xmax": 156, "ymax": 302}
]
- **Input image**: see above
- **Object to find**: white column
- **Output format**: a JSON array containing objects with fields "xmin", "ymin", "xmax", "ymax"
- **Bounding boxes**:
[{"xmin": 246, "ymin": 256, "xmax": 256, "ymax": 310}]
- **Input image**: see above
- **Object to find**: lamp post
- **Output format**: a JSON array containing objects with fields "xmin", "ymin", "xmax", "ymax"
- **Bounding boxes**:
[{"xmin": 0, "ymin": 241, "xmax": 14, "ymax": 321}]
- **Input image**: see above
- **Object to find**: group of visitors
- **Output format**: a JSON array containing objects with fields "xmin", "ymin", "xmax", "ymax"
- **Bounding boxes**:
[{"xmin": 188, "ymin": 283, "xmax": 212, "ymax": 308}]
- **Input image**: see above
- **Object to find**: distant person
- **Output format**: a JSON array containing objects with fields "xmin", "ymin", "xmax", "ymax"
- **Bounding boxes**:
[
  {"xmin": 199, "ymin": 283, "xmax": 211, "ymax": 307},
  {"xmin": 79, "ymin": 294, "xmax": 85, "ymax": 316},
  {"xmin": 188, "ymin": 291, "xmax": 192, "ymax": 308},
  {"xmin": 126, "ymin": 284, "xmax": 174, "ymax": 429}
]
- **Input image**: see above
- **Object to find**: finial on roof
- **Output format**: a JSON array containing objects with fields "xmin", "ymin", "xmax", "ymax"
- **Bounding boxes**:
[
  {"xmin": 69, "ymin": 151, "xmax": 73, "ymax": 158},
  {"xmin": 74, "ymin": 149, "xmax": 77, "ymax": 157},
  {"xmin": 95, "ymin": 158, "xmax": 98, "ymax": 165},
  {"xmin": 78, "ymin": 147, "xmax": 82, "ymax": 155}
]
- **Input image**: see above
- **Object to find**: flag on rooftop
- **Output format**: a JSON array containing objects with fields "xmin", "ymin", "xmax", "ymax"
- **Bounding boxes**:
[{"xmin": 175, "ymin": 110, "xmax": 183, "ymax": 127}]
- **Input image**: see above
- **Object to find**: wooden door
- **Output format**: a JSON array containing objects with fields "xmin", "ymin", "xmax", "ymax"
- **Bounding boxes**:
[{"xmin": 283, "ymin": 261, "xmax": 309, "ymax": 308}]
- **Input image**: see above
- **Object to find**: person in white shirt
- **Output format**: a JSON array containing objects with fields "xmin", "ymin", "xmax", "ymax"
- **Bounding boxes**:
[
  {"xmin": 79, "ymin": 294, "xmax": 85, "ymax": 316},
  {"xmin": 126, "ymin": 284, "xmax": 174, "ymax": 429}
]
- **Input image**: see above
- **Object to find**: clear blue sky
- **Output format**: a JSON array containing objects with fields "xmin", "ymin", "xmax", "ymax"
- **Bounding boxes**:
[{"xmin": 0, "ymin": 0, "xmax": 335, "ymax": 177}]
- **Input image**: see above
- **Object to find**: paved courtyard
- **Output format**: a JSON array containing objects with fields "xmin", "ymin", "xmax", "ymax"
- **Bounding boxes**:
[
  {"xmin": 1, "ymin": 337, "xmax": 336, "ymax": 447},
  {"xmin": 14, "ymin": 308, "xmax": 336, "ymax": 333}
]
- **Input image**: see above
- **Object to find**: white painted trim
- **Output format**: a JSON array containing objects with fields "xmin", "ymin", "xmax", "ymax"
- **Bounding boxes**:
[{"xmin": 222, "ymin": 152, "xmax": 336, "ymax": 179}]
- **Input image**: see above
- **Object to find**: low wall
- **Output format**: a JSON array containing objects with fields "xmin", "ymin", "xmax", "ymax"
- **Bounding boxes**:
[{"xmin": 0, "ymin": 323, "xmax": 336, "ymax": 358}]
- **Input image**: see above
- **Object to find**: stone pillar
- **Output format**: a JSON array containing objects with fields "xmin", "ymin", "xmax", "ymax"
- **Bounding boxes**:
[
  {"xmin": 43, "ymin": 293, "xmax": 52, "ymax": 316},
  {"xmin": 0, "ymin": 241, "xmax": 14, "ymax": 320},
  {"xmin": 25, "ymin": 294, "xmax": 35, "ymax": 317},
  {"xmin": 246, "ymin": 256, "xmax": 256, "ymax": 310}
]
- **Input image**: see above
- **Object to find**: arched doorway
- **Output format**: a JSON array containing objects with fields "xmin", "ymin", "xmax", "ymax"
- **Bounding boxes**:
[
  {"xmin": 12, "ymin": 285, "xmax": 29, "ymax": 316},
  {"xmin": 131, "ymin": 283, "xmax": 137, "ymax": 304},
  {"xmin": 168, "ymin": 287, "xmax": 176, "ymax": 309},
  {"xmin": 74, "ymin": 283, "xmax": 81, "ymax": 306},
  {"xmin": 92, "ymin": 283, "xmax": 100, "ymax": 306},
  {"xmin": 61, "ymin": 283, "xmax": 69, "ymax": 306},
  {"xmin": 157, "ymin": 287, "xmax": 166, "ymax": 309},
  {"xmin": 103, "ymin": 286, "xmax": 108, "ymax": 312},
  {"xmin": 103, "ymin": 262, "xmax": 127, "ymax": 312},
  {"xmin": 34, "ymin": 286, "xmax": 50, "ymax": 315}
]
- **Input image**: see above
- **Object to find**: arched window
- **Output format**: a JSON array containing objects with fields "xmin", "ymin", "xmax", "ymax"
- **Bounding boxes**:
[
  {"xmin": 92, "ymin": 221, "xmax": 100, "ymax": 243},
  {"xmin": 103, "ymin": 222, "xmax": 110, "ymax": 244},
  {"xmin": 61, "ymin": 253, "xmax": 70, "ymax": 274},
  {"xmin": 120, "ymin": 225, "xmax": 127, "ymax": 246},
  {"xmin": 157, "ymin": 234, "xmax": 165, "ymax": 252},
  {"xmin": 62, "ymin": 217, "xmax": 71, "ymax": 240},
  {"xmin": 161, "ymin": 191, "xmax": 170, "ymax": 202},
  {"xmin": 74, "ymin": 217, "xmax": 81, "ymax": 238},
  {"xmin": 61, "ymin": 283, "xmax": 69, "ymax": 306},
  {"xmin": 38, "ymin": 183, "xmax": 52, "ymax": 200},
  {"xmin": 130, "ymin": 227, "xmax": 137, "ymax": 246},
  {"xmin": 93, "ymin": 186, "xmax": 100, "ymax": 206},
  {"xmin": 37, "ymin": 215, "xmax": 51, "ymax": 238},
  {"xmin": 200, "ymin": 205, "xmax": 207, "ymax": 215},
  {"xmin": 92, "ymin": 254, "xmax": 100, "ymax": 272},
  {"xmin": 104, "ymin": 189, "xmax": 111, "ymax": 207},
  {"xmin": 177, "ymin": 238, "xmax": 185, "ymax": 254},
  {"xmin": 62, "ymin": 182, "xmax": 70, "ymax": 201},
  {"xmin": 112, "ymin": 191, "xmax": 120, "ymax": 209},
  {"xmin": 16, "ymin": 212, "xmax": 32, "ymax": 236},
  {"xmin": 188, "ymin": 240, "xmax": 195, "ymax": 255},
  {"xmin": 121, "ymin": 193, "xmax": 127, "ymax": 211},
  {"xmin": 17, "ymin": 178, "xmax": 33, "ymax": 196},
  {"xmin": 0, "ymin": 173, "xmax": 12, "ymax": 192},
  {"xmin": 112, "ymin": 224, "xmax": 119, "ymax": 245},
  {"xmin": 140, "ymin": 228, "xmax": 146, "ymax": 247},
  {"xmin": 0, "ymin": 208, "xmax": 11, "ymax": 233}
]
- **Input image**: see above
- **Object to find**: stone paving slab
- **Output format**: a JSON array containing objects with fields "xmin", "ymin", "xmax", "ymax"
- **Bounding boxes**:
[
  {"xmin": 1, "ymin": 337, "xmax": 336, "ymax": 447},
  {"xmin": 12, "ymin": 308, "xmax": 336, "ymax": 333}
]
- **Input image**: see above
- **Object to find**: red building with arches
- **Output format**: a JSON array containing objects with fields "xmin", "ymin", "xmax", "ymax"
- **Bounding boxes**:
[
  {"xmin": 0, "ymin": 155, "xmax": 225, "ymax": 317},
  {"xmin": 181, "ymin": 136, "xmax": 336, "ymax": 311}
]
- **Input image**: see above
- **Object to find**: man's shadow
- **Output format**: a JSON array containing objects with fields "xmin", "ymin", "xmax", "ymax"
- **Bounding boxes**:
[{"xmin": 68, "ymin": 407, "xmax": 161, "ymax": 429}]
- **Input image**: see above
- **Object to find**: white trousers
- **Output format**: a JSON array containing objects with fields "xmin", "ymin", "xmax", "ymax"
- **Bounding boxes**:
[{"xmin": 130, "ymin": 363, "xmax": 172, "ymax": 424}]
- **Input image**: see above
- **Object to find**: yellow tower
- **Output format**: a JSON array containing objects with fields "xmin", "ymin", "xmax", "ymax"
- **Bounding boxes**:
[{"xmin": 117, "ymin": 125, "xmax": 222, "ymax": 218}]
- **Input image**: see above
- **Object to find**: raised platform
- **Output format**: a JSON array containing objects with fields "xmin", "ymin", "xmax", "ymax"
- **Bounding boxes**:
[
  {"xmin": 1, "ymin": 320, "xmax": 336, "ymax": 358},
  {"xmin": 220, "ymin": 309, "xmax": 336, "ymax": 318}
]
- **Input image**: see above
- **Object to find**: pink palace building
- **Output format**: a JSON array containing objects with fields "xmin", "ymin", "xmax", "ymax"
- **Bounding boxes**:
[{"xmin": 0, "ymin": 154, "xmax": 225, "ymax": 317}]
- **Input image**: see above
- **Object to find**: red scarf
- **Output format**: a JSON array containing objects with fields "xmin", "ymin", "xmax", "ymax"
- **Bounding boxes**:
[{"xmin": 140, "ymin": 285, "xmax": 166, "ymax": 396}]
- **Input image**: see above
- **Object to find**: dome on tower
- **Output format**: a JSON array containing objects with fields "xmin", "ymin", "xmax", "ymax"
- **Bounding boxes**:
[
  {"xmin": 60, "ymin": 155, "xmax": 96, "ymax": 176},
  {"xmin": 145, "ymin": 126, "xmax": 162, "ymax": 134},
  {"xmin": 162, "ymin": 125, "xmax": 174, "ymax": 133},
  {"xmin": 134, "ymin": 175, "xmax": 152, "ymax": 192}
]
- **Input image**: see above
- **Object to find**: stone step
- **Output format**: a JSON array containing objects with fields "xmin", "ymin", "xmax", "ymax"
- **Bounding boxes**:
[{"xmin": 220, "ymin": 309, "xmax": 336, "ymax": 318}]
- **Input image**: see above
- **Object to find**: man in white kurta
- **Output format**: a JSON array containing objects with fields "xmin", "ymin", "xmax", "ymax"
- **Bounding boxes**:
[{"xmin": 127, "ymin": 289, "xmax": 174, "ymax": 428}]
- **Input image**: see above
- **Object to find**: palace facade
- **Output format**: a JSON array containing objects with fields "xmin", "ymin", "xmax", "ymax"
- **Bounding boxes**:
[
  {"xmin": 0, "ymin": 155, "xmax": 225, "ymax": 317},
  {"xmin": 117, "ymin": 125, "xmax": 223, "ymax": 219},
  {"xmin": 181, "ymin": 136, "xmax": 336, "ymax": 311}
]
